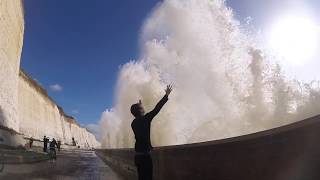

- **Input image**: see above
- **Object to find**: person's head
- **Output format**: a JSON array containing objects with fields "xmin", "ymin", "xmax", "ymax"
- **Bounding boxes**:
[{"xmin": 131, "ymin": 100, "xmax": 145, "ymax": 117}]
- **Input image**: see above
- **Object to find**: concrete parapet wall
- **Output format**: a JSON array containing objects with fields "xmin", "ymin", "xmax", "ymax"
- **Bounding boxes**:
[
  {"xmin": 96, "ymin": 149, "xmax": 136, "ymax": 179},
  {"xmin": 96, "ymin": 115, "xmax": 320, "ymax": 180}
]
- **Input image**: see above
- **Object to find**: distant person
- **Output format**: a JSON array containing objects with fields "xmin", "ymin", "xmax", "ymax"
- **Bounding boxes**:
[
  {"xmin": 72, "ymin": 137, "xmax": 76, "ymax": 146},
  {"xmin": 49, "ymin": 138, "xmax": 58, "ymax": 159},
  {"xmin": 43, "ymin": 136, "xmax": 49, "ymax": 152},
  {"xmin": 29, "ymin": 137, "xmax": 34, "ymax": 149},
  {"xmin": 57, "ymin": 140, "xmax": 61, "ymax": 152},
  {"xmin": 131, "ymin": 85, "xmax": 172, "ymax": 180}
]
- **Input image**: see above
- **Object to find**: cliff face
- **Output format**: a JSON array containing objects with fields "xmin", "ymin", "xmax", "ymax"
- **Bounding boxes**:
[
  {"xmin": 0, "ymin": 0, "xmax": 99, "ymax": 148},
  {"xmin": 0, "ymin": 0, "xmax": 24, "ymax": 131},
  {"xmin": 18, "ymin": 70, "xmax": 100, "ymax": 148}
]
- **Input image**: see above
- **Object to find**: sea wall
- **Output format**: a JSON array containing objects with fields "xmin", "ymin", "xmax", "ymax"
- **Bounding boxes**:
[
  {"xmin": 0, "ymin": 0, "xmax": 24, "ymax": 131},
  {"xmin": 96, "ymin": 115, "xmax": 320, "ymax": 180},
  {"xmin": 18, "ymin": 70, "xmax": 99, "ymax": 148}
]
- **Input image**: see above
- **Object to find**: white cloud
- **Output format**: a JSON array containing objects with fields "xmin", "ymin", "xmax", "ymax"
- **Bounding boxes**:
[
  {"xmin": 49, "ymin": 84, "xmax": 63, "ymax": 92},
  {"xmin": 71, "ymin": 110, "xmax": 79, "ymax": 114}
]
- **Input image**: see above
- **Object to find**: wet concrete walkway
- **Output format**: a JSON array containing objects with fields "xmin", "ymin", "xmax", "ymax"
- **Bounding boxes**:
[{"xmin": 0, "ymin": 149, "xmax": 123, "ymax": 180}]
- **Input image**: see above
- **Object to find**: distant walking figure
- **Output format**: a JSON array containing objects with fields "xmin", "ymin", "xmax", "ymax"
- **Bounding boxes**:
[
  {"xmin": 43, "ymin": 136, "xmax": 49, "ymax": 152},
  {"xmin": 50, "ymin": 138, "xmax": 58, "ymax": 159},
  {"xmin": 29, "ymin": 137, "xmax": 34, "ymax": 148},
  {"xmin": 72, "ymin": 137, "xmax": 76, "ymax": 146},
  {"xmin": 131, "ymin": 85, "xmax": 172, "ymax": 180},
  {"xmin": 57, "ymin": 140, "xmax": 61, "ymax": 152}
]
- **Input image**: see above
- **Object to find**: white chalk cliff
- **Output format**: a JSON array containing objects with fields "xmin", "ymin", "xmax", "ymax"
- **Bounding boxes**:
[{"xmin": 0, "ymin": 0, "xmax": 100, "ymax": 148}]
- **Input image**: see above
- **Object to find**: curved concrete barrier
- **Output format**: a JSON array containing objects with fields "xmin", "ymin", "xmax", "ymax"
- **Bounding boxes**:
[{"xmin": 96, "ymin": 115, "xmax": 320, "ymax": 180}]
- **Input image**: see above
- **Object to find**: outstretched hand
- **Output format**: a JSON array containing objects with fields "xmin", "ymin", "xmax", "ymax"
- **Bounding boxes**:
[{"xmin": 165, "ymin": 84, "xmax": 173, "ymax": 96}]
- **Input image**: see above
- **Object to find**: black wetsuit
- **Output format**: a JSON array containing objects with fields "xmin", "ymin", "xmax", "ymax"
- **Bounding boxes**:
[{"xmin": 131, "ymin": 95, "xmax": 168, "ymax": 180}]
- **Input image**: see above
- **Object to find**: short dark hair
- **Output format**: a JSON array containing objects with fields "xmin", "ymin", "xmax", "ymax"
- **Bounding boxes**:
[{"xmin": 131, "ymin": 103, "xmax": 140, "ymax": 117}]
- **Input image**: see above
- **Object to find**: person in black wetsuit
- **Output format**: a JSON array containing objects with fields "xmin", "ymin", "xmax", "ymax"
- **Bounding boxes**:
[{"xmin": 131, "ymin": 85, "xmax": 172, "ymax": 180}]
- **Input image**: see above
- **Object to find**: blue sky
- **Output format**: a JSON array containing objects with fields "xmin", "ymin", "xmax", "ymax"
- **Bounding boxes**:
[
  {"xmin": 21, "ymin": 0, "xmax": 320, "ymax": 128},
  {"xmin": 22, "ymin": 0, "xmax": 158, "ymax": 125}
]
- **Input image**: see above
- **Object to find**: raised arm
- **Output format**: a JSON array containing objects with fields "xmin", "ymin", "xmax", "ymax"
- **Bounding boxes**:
[{"xmin": 146, "ymin": 85, "xmax": 172, "ymax": 120}]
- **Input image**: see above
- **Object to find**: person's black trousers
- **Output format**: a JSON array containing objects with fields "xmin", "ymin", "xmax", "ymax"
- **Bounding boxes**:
[{"xmin": 134, "ymin": 153, "xmax": 153, "ymax": 180}]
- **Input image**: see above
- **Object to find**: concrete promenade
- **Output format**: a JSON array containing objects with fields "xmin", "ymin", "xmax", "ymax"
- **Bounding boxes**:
[{"xmin": 0, "ymin": 149, "xmax": 123, "ymax": 180}]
